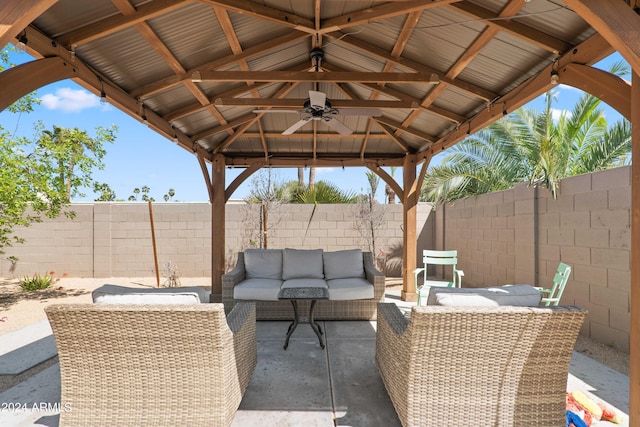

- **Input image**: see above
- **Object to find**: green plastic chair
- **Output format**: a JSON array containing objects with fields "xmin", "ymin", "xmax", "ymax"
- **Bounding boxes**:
[
  {"xmin": 535, "ymin": 262, "xmax": 571, "ymax": 306},
  {"xmin": 413, "ymin": 249, "xmax": 464, "ymax": 306}
]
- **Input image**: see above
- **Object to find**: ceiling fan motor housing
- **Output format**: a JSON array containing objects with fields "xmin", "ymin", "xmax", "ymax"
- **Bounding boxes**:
[{"xmin": 303, "ymin": 98, "xmax": 333, "ymax": 116}]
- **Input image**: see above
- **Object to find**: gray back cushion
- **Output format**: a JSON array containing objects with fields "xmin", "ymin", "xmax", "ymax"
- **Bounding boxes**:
[
  {"xmin": 282, "ymin": 248, "xmax": 324, "ymax": 280},
  {"xmin": 428, "ymin": 284, "xmax": 541, "ymax": 307},
  {"xmin": 323, "ymin": 249, "xmax": 365, "ymax": 280},
  {"xmin": 244, "ymin": 249, "xmax": 283, "ymax": 280}
]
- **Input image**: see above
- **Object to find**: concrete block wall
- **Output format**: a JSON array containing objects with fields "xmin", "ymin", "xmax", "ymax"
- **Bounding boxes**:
[
  {"xmin": 1, "ymin": 202, "xmax": 433, "ymax": 282},
  {"xmin": 439, "ymin": 186, "xmax": 519, "ymax": 286},
  {"xmin": 437, "ymin": 166, "xmax": 631, "ymax": 352},
  {"xmin": 536, "ymin": 167, "xmax": 631, "ymax": 352}
]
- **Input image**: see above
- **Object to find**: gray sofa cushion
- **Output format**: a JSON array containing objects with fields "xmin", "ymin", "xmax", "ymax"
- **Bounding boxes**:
[
  {"xmin": 92, "ymin": 284, "xmax": 210, "ymax": 304},
  {"xmin": 323, "ymin": 249, "xmax": 365, "ymax": 280},
  {"xmin": 427, "ymin": 284, "xmax": 541, "ymax": 307},
  {"xmin": 244, "ymin": 248, "xmax": 283, "ymax": 279},
  {"xmin": 282, "ymin": 278, "xmax": 328, "ymax": 289},
  {"xmin": 282, "ymin": 248, "xmax": 324, "ymax": 280},
  {"xmin": 327, "ymin": 278, "xmax": 374, "ymax": 300},
  {"xmin": 233, "ymin": 278, "xmax": 283, "ymax": 301}
]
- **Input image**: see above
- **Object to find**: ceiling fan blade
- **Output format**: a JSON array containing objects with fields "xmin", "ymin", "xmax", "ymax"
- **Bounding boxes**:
[
  {"xmin": 282, "ymin": 118, "xmax": 311, "ymax": 135},
  {"xmin": 336, "ymin": 108, "xmax": 382, "ymax": 117},
  {"xmin": 324, "ymin": 118, "xmax": 353, "ymax": 135},
  {"xmin": 309, "ymin": 90, "xmax": 326, "ymax": 110}
]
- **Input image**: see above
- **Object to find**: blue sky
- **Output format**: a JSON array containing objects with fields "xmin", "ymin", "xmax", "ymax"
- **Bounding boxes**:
[{"xmin": 0, "ymin": 51, "xmax": 627, "ymax": 203}]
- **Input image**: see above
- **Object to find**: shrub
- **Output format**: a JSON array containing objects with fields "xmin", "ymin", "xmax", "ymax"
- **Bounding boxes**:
[{"xmin": 20, "ymin": 272, "xmax": 54, "ymax": 291}]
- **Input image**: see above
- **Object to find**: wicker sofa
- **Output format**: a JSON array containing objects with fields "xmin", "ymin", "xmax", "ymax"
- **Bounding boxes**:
[
  {"xmin": 46, "ymin": 302, "xmax": 256, "ymax": 427},
  {"xmin": 376, "ymin": 303, "xmax": 587, "ymax": 426},
  {"xmin": 222, "ymin": 248, "xmax": 385, "ymax": 320}
]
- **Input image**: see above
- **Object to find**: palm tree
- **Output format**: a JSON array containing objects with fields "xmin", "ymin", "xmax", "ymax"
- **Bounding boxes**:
[
  {"xmin": 385, "ymin": 166, "xmax": 396, "ymax": 204},
  {"xmin": 288, "ymin": 180, "xmax": 357, "ymax": 204},
  {"xmin": 422, "ymin": 86, "xmax": 631, "ymax": 202}
]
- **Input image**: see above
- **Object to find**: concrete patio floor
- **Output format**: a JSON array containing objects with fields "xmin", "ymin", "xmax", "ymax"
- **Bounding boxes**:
[{"xmin": 0, "ymin": 293, "xmax": 630, "ymax": 426}]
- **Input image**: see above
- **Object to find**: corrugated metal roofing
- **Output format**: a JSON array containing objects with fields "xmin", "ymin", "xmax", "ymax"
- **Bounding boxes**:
[{"xmin": 15, "ymin": 0, "xmax": 609, "ymax": 168}]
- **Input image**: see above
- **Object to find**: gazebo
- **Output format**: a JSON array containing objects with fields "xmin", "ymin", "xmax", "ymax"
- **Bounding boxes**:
[{"xmin": 1, "ymin": 0, "xmax": 639, "ymax": 421}]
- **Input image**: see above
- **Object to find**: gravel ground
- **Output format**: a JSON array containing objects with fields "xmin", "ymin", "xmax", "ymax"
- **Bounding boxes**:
[{"xmin": 0, "ymin": 277, "xmax": 630, "ymax": 376}]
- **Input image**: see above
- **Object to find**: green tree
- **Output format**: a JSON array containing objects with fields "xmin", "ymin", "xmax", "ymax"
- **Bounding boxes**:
[
  {"xmin": 422, "ymin": 90, "xmax": 630, "ymax": 202},
  {"xmin": 385, "ymin": 166, "xmax": 397, "ymax": 204},
  {"xmin": 0, "ymin": 48, "xmax": 115, "ymax": 254},
  {"xmin": 37, "ymin": 123, "xmax": 116, "ymax": 201},
  {"xmin": 93, "ymin": 182, "xmax": 116, "ymax": 201},
  {"xmin": 0, "ymin": 125, "xmax": 115, "ymax": 252},
  {"xmin": 163, "ymin": 188, "xmax": 175, "ymax": 202},
  {"xmin": 422, "ymin": 61, "xmax": 631, "ymax": 202},
  {"xmin": 288, "ymin": 180, "xmax": 357, "ymax": 204}
]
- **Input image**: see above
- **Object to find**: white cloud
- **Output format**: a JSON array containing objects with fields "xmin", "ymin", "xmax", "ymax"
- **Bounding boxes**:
[
  {"xmin": 316, "ymin": 167, "xmax": 337, "ymax": 174},
  {"xmin": 40, "ymin": 87, "xmax": 100, "ymax": 112},
  {"xmin": 550, "ymin": 107, "xmax": 572, "ymax": 122}
]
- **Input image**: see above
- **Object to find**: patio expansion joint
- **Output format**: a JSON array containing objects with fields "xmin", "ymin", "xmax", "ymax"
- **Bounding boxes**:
[{"xmin": 324, "ymin": 326, "xmax": 338, "ymax": 426}]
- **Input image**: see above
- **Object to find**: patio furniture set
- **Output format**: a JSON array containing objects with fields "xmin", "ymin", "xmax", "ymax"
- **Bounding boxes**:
[{"xmin": 44, "ymin": 248, "xmax": 584, "ymax": 426}]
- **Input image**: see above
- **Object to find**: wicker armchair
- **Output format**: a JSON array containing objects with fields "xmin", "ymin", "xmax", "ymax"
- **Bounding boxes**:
[
  {"xmin": 376, "ymin": 303, "xmax": 587, "ymax": 427},
  {"xmin": 45, "ymin": 302, "xmax": 256, "ymax": 427}
]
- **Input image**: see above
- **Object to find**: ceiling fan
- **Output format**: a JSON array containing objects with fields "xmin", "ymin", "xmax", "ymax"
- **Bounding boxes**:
[{"xmin": 254, "ymin": 90, "xmax": 382, "ymax": 136}]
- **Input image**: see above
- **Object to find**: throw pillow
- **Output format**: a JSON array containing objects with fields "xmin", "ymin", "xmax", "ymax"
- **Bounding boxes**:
[
  {"xmin": 244, "ymin": 249, "xmax": 283, "ymax": 279},
  {"xmin": 323, "ymin": 249, "xmax": 365, "ymax": 280},
  {"xmin": 282, "ymin": 248, "xmax": 324, "ymax": 280}
]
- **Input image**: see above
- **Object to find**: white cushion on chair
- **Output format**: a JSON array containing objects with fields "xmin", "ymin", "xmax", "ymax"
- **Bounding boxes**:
[
  {"xmin": 323, "ymin": 249, "xmax": 365, "ymax": 280},
  {"xmin": 428, "ymin": 284, "xmax": 541, "ymax": 307},
  {"xmin": 282, "ymin": 248, "xmax": 324, "ymax": 280},
  {"xmin": 92, "ymin": 284, "xmax": 210, "ymax": 304}
]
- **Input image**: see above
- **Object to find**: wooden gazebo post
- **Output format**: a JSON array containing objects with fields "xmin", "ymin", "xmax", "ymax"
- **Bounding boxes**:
[
  {"xmin": 211, "ymin": 153, "xmax": 226, "ymax": 302},
  {"xmin": 401, "ymin": 155, "xmax": 418, "ymax": 302},
  {"xmin": 631, "ymin": 69, "xmax": 640, "ymax": 427}
]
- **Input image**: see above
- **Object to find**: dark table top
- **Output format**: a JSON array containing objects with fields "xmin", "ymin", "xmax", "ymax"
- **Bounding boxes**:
[{"xmin": 278, "ymin": 287, "xmax": 329, "ymax": 300}]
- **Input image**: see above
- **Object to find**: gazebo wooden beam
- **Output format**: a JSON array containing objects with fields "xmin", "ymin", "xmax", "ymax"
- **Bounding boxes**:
[
  {"xmin": 0, "ymin": 56, "xmax": 75, "ymax": 112},
  {"xmin": 448, "ymin": 2, "xmax": 570, "ymax": 53},
  {"xmin": 194, "ymin": 70, "xmax": 441, "ymax": 84},
  {"xmin": 234, "ymin": 132, "xmax": 388, "ymax": 139},
  {"xmin": 200, "ymin": 0, "xmax": 315, "ymax": 34},
  {"xmin": 214, "ymin": 98, "xmax": 419, "ymax": 110},
  {"xmin": 325, "ymin": 31, "xmax": 497, "ymax": 102},
  {"xmin": 366, "ymin": 165, "xmax": 404, "ymax": 203},
  {"xmin": 561, "ymin": 63, "xmax": 631, "ymax": 120},
  {"xmin": 224, "ymin": 156, "xmax": 406, "ymax": 168},
  {"xmin": 563, "ymin": 0, "xmax": 640, "ymax": 73},
  {"xmin": 323, "ymin": 64, "xmax": 466, "ymax": 123},
  {"xmin": 131, "ymin": 32, "xmax": 308, "ymax": 98},
  {"xmin": 319, "ymin": 0, "xmax": 457, "ymax": 33},
  {"xmin": 19, "ymin": 26, "xmax": 212, "ymax": 163},
  {"xmin": 0, "ymin": 0, "xmax": 57, "ymax": 50},
  {"xmin": 427, "ymin": 33, "xmax": 615, "ymax": 156},
  {"xmin": 57, "ymin": 0, "xmax": 190, "ymax": 47}
]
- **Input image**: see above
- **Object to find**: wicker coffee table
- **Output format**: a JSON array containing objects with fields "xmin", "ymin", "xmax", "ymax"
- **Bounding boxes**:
[{"xmin": 277, "ymin": 286, "xmax": 329, "ymax": 350}]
